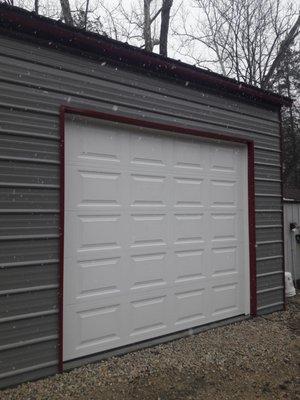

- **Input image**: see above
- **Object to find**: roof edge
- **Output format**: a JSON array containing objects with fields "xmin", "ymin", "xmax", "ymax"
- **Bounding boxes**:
[{"xmin": 0, "ymin": 3, "xmax": 293, "ymax": 108}]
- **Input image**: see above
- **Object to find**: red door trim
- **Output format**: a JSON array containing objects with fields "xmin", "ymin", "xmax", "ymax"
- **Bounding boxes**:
[{"xmin": 58, "ymin": 105, "xmax": 257, "ymax": 372}]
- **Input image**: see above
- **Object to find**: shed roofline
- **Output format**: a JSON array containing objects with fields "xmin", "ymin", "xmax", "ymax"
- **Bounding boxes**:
[{"xmin": 0, "ymin": 3, "xmax": 292, "ymax": 108}]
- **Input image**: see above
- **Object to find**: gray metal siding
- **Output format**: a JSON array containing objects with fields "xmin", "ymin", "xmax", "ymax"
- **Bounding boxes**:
[{"xmin": 0, "ymin": 35, "xmax": 284, "ymax": 388}]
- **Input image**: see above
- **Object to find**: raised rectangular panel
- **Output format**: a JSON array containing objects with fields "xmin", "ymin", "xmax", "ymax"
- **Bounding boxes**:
[
  {"xmin": 129, "ymin": 295, "xmax": 167, "ymax": 337},
  {"xmin": 66, "ymin": 120, "xmax": 123, "ymax": 165},
  {"xmin": 173, "ymin": 138, "xmax": 207, "ymax": 170},
  {"xmin": 72, "ymin": 169, "xmax": 122, "ymax": 209},
  {"xmin": 174, "ymin": 288, "xmax": 206, "ymax": 327},
  {"xmin": 211, "ymin": 247, "xmax": 237, "ymax": 276},
  {"xmin": 212, "ymin": 283, "xmax": 238, "ymax": 316},
  {"xmin": 77, "ymin": 257, "xmax": 121, "ymax": 299},
  {"xmin": 129, "ymin": 214, "xmax": 167, "ymax": 247},
  {"xmin": 210, "ymin": 146, "xmax": 237, "ymax": 172},
  {"xmin": 129, "ymin": 132, "xmax": 167, "ymax": 167},
  {"xmin": 174, "ymin": 249, "xmax": 206, "ymax": 283},
  {"xmin": 174, "ymin": 214, "xmax": 205, "ymax": 245},
  {"xmin": 130, "ymin": 252, "xmax": 168, "ymax": 290},
  {"xmin": 211, "ymin": 214, "xmax": 236, "ymax": 241},
  {"xmin": 130, "ymin": 173, "xmax": 167, "ymax": 207},
  {"xmin": 210, "ymin": 180, "xmax": 236, "ymax": 208},
  {"xmin": 77, "ymin": 304, "xmax": 121, "ymax": 349},
  {"xmin": 173, "ymin": 177, "xmax": 205, "ymax": 208},
  {"xmin": 77, "ymin": 214, "xmax": 122, "ymax": 252}
]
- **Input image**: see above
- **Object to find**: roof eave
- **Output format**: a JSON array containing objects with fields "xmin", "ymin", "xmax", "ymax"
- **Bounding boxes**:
[{"xmin": 0, "ymin": 4, "xmax": 293, "ymax": 108}]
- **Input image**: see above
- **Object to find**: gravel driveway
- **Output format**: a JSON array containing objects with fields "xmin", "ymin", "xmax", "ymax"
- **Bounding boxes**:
[{"xmin": 1, "ymin": 295, "xmax": 299, "ymax": 400}]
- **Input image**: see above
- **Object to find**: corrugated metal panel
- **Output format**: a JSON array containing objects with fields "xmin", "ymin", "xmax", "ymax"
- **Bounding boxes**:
[
  {"xmin": 256, "ymin": 227, "xmax": 282, "ymax": 242},
  {"xmin": 0, "ymin": 364, "xmax": 58, "ymax": 390},
  {"xmin": 0, "ymin": 288, "xmax": 58, "ymax": 318},
  {"xmin": 0, "ymin": 37, "xmax": 279, "ymax": 122},
  {"xmin": 256, "ymin": 256, "xmax": 283, "ymax": 275},
  {"xmin": 256, "ymin": 210, "xmax": 282, "ymax": 225},
  {"xmin": 257, "ymin": 288, "xmax": 284, "ymax": 311},
  {"xmin": 256, "ymin": 242, "xmax": 283, "ymax": 259},
  {"xmin": 0, "ymin": 313, "xmax": 58, "ymax": 347},
  {"xmin": 0, "ymin": 262, "xmax": 58, "ymax": 291},
  {"xmin": 0, "ymin": 188, "xmax": 59, "ymax": 210},
  {"xmin": 0, "ymin": 34, "xmax": 284, "ymax": 388},
  {"xmin": 0, "ymin": 340, "xmax": 58, "ymax": 377},
  {"xmin": 0, "ymin": 80, "xmax": 280, "ymax": 151}
]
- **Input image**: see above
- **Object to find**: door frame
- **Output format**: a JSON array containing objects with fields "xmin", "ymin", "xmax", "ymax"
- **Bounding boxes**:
[{"xmin": 59, "ymin": 105, "xmax": 257, "ymax": 372}]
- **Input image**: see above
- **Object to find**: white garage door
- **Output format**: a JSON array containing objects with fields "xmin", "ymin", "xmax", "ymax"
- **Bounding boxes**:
[{"xmin": 63, "ymin": 116, "xmax": 250, "ymax": 361}]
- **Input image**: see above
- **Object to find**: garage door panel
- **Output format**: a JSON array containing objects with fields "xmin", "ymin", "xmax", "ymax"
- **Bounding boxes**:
[
  {"xmin": 77, "ymin": 214, "xmax": 123, "ymax": 252},
  {"xmin": 210, "ymin": 281, "xmax": 241, "ymax": 319},
  {"xmin": 209, "ymin": 145, "xmax": 241, "ymax": 173},
  {"xmin": 210, "ymin": 213, "xmax": 238, "ymax": 243},
  {"xmin": 65, "ymin": 166, "xmax": 123, "ymax": 211},
  {"xmin": 129, "ymin": 251, "xmax": 169, "ymax": 291},
  {"xmin": 210, "ymin": 246, "xmax": 239, "ymax": 277},
  {"xmin": 172, "ymin": 176, "xmax": 207, "ymax": 208},
  {"xmin": 173, "ymin": 285, "xmax": 208, "ymax": 329},
  {"xmin": 63, "ymin": 299, "xmax": 126, "ymax": 360},
  {"xmin": 64, "ymin": 256, "xmax": 124, "ymax": 304},
  {"xmin": 172, "ymin": 213, "xmax": 207, "ymax": 246},
  {"xmin": 66, "ymin": 120, "xmax": 125, "ymax": 167},
  {"xmin": 128, "ymin": 290, "xmax": 170, "ymax": 340},
  {"xmin": 64, "ymin": 118, "xmax": 249, "ymax": 361},
  {"xmin": 172, "ymin": 137, "xmax": 209, "ymax": 172},
  {"xmin": 64, "ymin": 212, "xmax": 124, "ymax": 260},
  {"xmin": 209, "ymin": 179, "xmax": 238, "ymax": 208},
  {"xmin": 129, "ymin": 173, "xmax": 169, "ymax": 208},
  {"xmin": 129, "ymin": 213, "xmax": 168, "ymax": 248},
  {"xmin": 129, "ymin": 131, "xmax": 170, "ymax": 169},
  {"xmin": 173, "ymin": 248, "xmax": 207, "ymax": 284}
]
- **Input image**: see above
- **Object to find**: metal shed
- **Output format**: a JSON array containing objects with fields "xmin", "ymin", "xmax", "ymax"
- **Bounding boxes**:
[{"xmin": 0, "ymin": 3, "xmax": 292, "ymax": 389}]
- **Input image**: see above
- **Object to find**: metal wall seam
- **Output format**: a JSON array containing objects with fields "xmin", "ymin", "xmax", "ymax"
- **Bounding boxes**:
[
  {"xmin": 0, "ymin": 361, "xmax": 58, "ymax": 380},
  {"xmin": 0, "ymin": 309, "xmax": 58, "ymax": 323},
  {"xmin": 0, "ymin": 335, "xmax": 58, "ymax": 352},
  {"xmin": 0, "ymin": 284, "xmax": 59, "ymax": 296}
]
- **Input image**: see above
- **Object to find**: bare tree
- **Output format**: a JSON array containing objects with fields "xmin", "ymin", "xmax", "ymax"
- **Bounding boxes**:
[
  {"xmin": 140, "ymin": 0, "xmax": 175, "ymax": 54},
  {"xmin": 83, "ymin": 0, "xmax": 90, "ymax": 29},
  {"xmin": 88, "ymin": 0, "xmax": 174, "ymax": 55},
  {"xmin": 175, "ymin": 0, "xmax": 299, "ymax": 86},
  {"xmin": 144, "ymin": 0, "xmax": 153, "ymax": 51},
  {"xmin": 60, "ymin": 0, "xmax": 74, "ymax": 26},
  {"xmin": 6, "ymin": 0, "xmax": 175, "ymax": 57},
  {"xmin": 160, "ymin": 0, "xmax": 173, "ymax": 56},
  {"xmin": 262, "ymin": 14, "xmax": 300, "ymax": 88}
]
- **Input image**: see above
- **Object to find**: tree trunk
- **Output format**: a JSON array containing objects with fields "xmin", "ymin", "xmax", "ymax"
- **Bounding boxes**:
[
  {"xmin": 34, "ymin": 0, "xmax": 39, "ymax": 14},
  {"xmin": 159, "ymin": 0, "xmax": 173, "ymax": 57},
  {"xmin": 262, "ymin": 14, "xmax": 300, "ymax": 88},
  {"xmin": 60, "ymin": 0, "xmax": 74, "ymax": 26},
  {"xmin": 144, "ymin": 0, "xmax": 152, "ymax": 51},
  {"xmin": 84, "ymin": 0, "xmax": 90, "ymax": 29}
]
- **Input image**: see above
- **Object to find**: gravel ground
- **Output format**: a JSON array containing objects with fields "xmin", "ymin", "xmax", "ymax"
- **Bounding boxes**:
[{"xmin": 1, "ymin": 295, "xmax": 299, "ymax": 400}]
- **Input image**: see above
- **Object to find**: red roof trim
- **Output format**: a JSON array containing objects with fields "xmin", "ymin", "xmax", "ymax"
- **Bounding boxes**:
[{"xmin": 0, "ymin": 3, "xmax": 292, "ymax": 107}]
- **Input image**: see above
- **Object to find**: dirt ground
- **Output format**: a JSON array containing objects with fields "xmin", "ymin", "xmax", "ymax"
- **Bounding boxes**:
[{"xmin": 1, "ymin": 295, "xmax": 299, "ymax": 400}]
